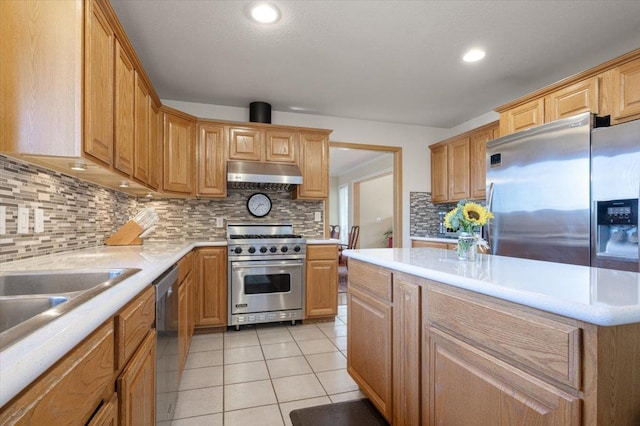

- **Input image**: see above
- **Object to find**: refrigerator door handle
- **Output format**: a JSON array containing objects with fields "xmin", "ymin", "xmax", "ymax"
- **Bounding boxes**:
[{"xmin": 485, "ymin": 182, "xmax": 495, "ymax": 251}]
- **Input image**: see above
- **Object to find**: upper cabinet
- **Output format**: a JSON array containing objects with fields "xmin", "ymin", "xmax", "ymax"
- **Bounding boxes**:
[
  {"xmin": 148, "ymin": 100, "xmax": 163, "ymax": 191},
  {"xmin": 228, "ymin": 126, "xmax": 299, "ymax": 164},
  {"xmin": 197, "ymin": 123, "xmax": 227, "ymax": 198},
  {"xmin": 113, "ymin": 39, "xmax": 134, "ymax": 175},
  {"xmin": 497, "ymin": 49, "xmax": 640, "ymax": 135},
  {"xmin": 265, "ymin": 130, "xmax": 298, "ymax": 163},
  {"xmin": 134, "ymin": 74, "xmax": 150, "ymax": 184},
  {"xmin": 430, "ymin": 121, "xmax": 499, "ymax": 204},
  {"xmin": 228, "ymin": 126, "xmax": 263, "ymax": 161},
  {"xmin": 163, "ymin": 108, "xmax": 196, "ymax": 195},
  {"xmin": 293, "ymin": 131, "xmax": 330, "ymax": 200}
]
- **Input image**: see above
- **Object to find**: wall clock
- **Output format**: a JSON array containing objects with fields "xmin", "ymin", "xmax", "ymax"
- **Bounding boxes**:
[{"xmin": 247, "ymin": 193, "xmax": 272, "ymax": 217}]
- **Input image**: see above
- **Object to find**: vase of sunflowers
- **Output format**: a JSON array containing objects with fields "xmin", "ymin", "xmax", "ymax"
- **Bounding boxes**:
[{"xmin": 444, "ymin": 200, "xmax": 494, "ymax": 260}]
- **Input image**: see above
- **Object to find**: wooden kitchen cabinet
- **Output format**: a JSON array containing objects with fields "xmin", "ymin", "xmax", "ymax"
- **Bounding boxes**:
[
  {"xmin": 545, "ymin": 77, "xmax": 598, "ymax": 122},
  {"xmin": 430, "ymin": 121, "xmax": 498, "ymax": 203},
  {"xmin": 347, "ymin": 260, "xmax": 393, "ymax": 422},
  {"xmin": 293, "ymin": 131, "xmax": 330, "ymax": 200},
  {"xmin": 87, "ymin": 393, "xmax": 118, "ymax": 426},
  {"xmin": 411, "ymin": 240, "xmax": 456, "ymax": 249},
  {"xmin": 197, "ymin": 123, "xmax": 227, "ymax": 197},
  {"xmin": 117, "ymin": 329, "xmax": 156, "ymax": 426},
  {"xmin": 115, "ymin": 285, "xmax": 155, "ymax": 373},
  {"xmin": 499, "ymin": 98, "xmax": 544, "ymax": 136},
  {"xmin": 195, "ymin": 247, "xmax": 228, "ymax": 328},
  {"xmin": 178, "ymin": 251, "xmax": 194, "ymax": 374},
  {"xmin": 392, "ymin": 274, "xmax": 421, "ymax": 426},
  {"xmin": 163, "ymin": 108, "xmax": 196, "ymax": 194},
  {"xmin": 114, "ymin": 39, "xmax": 135, "ymax": 176},
  {"xmin": 228, "ymin": 126, "xmax": 263, "ymax": 161},
  {"xmin": 134, "ymin": 74, "xmax": 150, "ymax": 184},
  {"xmin": 265, "ymin": 129, "xmax": 298, "ymax": 163},
  {"xmin": 148, "ymin": 99, "xmax": 163, "ymax": 190},
  {"xmin": 84, "ymin": 0, "xmax": 115, "ymax": 166},
  {"xmin": 0, "ymin": 322, "xmax": 115, "ymax": 425},
  {"xmin": 611, "ymin": 57, "xmax": 640, "ymax": 123},
  {"xmin": 428, "ymin": 328, "xmax": 580, "ymax": 426},
  {"xmin": 305, "ymin": 245, "xmax": 338, "ymax": 318}
]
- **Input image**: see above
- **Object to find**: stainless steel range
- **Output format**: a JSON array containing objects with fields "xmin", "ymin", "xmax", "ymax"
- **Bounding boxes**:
[{"xmin": 227, "ymin": 224, "xmax": 306, "ymax": 329}]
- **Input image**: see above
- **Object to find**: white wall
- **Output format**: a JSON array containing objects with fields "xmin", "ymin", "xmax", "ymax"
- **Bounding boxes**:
[
  {"xmin": 359, "ymin": 174, "xmax": 394, "ymax": 249},
  {"xmin": 164, "ymin": 99, "xmax": 453, "ymax": 246},
  {"xmin": 328, "ymin": 176, "xmax": 339, "ymax": 225}
]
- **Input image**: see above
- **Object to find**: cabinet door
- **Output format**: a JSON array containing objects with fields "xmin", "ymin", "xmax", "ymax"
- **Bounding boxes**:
[
  {"xmin": 295, "ymin": 132, "xmax": 329, "ymax": 199},
  {"xmin": 265, "ymin": 130, "xmax": 298, "ymax": 163},
  {"xmin": 393, "ymin": 276, "xmax": 421, "ymax": 426},
  {"xmin": 118, "ymin": 329, "xmax": 156, "ymax": 426},
  {"xmin": 430, "ymin": 144, "xmax": 448, "ymax": 203},
  {"xmin": 197, "ymin": 124, "xmax": 227, "ymax": 197},
  {"xmin": 447, "ymin": 137, "xmax": 470, "ymax": 201},
  {"xmin": 0, "ymin": 322, "xmax": 115, "ymax": 425},
  {"xmin": 499, "ymin": 98, "xmax": 544, "ymax": 136},
  {"xmin": 163, "ymin": 112, "xmax": 194, "ymax": 194},
  {"xmin": 545, "ymin": 77, "xmax": 598, "ymax": 122},
  {"xmin": 347, "ymin": 286, "xmax": 392, "ymax": 422},
  {"xmin": 87, "ymin": 393, "xmax": 118, "ymax": 426},
  {"xmin": 178, "ymin": 280, "xmax": 188, "ymax": 375},
  {"xmin": 114, "ymin": 40, "xmax": 134, "ymax": 176},
  {"xmin": 612, "ymin": 57, "xmax": 640, "ymax": 122},
  {"xmin": 134, "ymin": 74, "xmax": 150, "ymax": 184},
  {"xmin": 306, "ymin": 259, "xmax": 338, "ymax": 317},
  {"xmin": 469, "ymin": 126, "xmax": 496, "ymax": 199},
  {"xmin": 228, "ymin": 126, "xmax": 263, "ymax": 161},
  {"xmin": 84, "ymin": 0, "xmax": 114, "ymax": 165},
  {"xmin": 195, "ymin": 247, "xmax": 227, "ymax": 327},
  {"xmin": 148, "ymin": 100, "xmax": 162, "ymax": 190},
  {"xmin": 428, "ymin": 329, "xmax": 580, "ymax": 426}
]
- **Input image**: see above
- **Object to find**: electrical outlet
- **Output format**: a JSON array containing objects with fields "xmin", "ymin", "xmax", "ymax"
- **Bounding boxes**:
[
  {"xmin": 0, "ymin": 206, "xmax": 6, "ymax": 235},
  {"xmin": 35, "ymin": 208, "xmax": 44, "ymax": 233},
  {"xmin": 216, "ymin": 217, "xmax": 224, "ymax": 228},
  {"xmin": 17, "ymin": 207, "xmax": 29, "ymax": 234},
  {"xmin": 314, "ymin": 211, "xmax": 322, "ymax": 222}
]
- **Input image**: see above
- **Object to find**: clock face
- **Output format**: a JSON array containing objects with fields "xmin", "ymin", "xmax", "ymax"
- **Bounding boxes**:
[{"xmin": 247, "ymin": 193, "xmax": 272, "ymax": 217}]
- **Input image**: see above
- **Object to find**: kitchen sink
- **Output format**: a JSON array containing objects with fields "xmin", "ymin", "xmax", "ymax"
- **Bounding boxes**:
[{"xmin": 0, "ymin": 268, "xmax": 141, "ymax": 349}]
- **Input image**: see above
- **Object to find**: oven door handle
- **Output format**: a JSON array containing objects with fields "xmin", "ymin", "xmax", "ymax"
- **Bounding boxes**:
[{"xmin": 231, "ymin": 260, "xmax": 304, "ymax": 269}]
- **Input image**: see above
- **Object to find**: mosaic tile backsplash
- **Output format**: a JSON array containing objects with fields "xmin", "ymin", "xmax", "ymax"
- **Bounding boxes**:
[
  {"xmin": 0, "ymin": 156, "xmax": 324, "ymax": 263},
  {"xmin": 409, "ymin": 192, "xmax": 456, "ymax": 237}
]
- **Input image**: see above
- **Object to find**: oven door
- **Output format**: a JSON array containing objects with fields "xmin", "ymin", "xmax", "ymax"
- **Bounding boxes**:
[{"xmin": 230, "ymin": 259, "xmax": 304, "ymax": 315}]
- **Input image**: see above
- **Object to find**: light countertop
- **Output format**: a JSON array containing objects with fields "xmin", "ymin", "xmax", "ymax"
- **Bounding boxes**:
[
  {"xmin": 0, "ymin": 241, "xmax": 225, "ymax": 407},
  {"xmin": 344, "ymin": 248, "xmax": 640, "ymax": 327}
]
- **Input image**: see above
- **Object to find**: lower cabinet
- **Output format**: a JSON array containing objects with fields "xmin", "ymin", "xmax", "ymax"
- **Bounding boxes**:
[
  {"xmin": 195, "ymin": 247, "xmax": 227, "ymax": 327},
  {"xmin": 117, "ymin": 329, "xmax": 156, "ymax": 426},
  {"xmin": 411, "ymin": 240, "xmax": 456, "ymax": 250},
  {"xmin": 178, "ymin": 251, "xmax": 195, "ymax": 375},
  {"xmin": 305, "ymin": 244, "xmax": 338, "ymax": 318},
  {"xmin": 87, "ymin": 393, "xmax": 118, "ymax": 426}
]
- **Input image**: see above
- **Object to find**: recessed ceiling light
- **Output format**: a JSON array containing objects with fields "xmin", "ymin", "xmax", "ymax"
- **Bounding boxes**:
[
  {"xmin": 69, "ymin": 161, "xmax": 87, "ymax": 171},
  {"xmin": 119, "ymin": 180, "xmax": 129, "ymax": 188},
  {"xmin": 250, "ymin": 3, "xmax": 280, "ymax": 24},
  {"xmin": 463, "ymin": 49, "xmax": 486, "ymax": 63},
  {"xmin": 145, "ymin": 192, "xmax": 154, "ymax": 198}
]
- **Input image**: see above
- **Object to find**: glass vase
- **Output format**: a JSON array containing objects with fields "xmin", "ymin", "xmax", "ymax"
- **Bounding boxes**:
[{"xmin": 457, "ymin": 232, "xmax": 477, "ymax": 261}]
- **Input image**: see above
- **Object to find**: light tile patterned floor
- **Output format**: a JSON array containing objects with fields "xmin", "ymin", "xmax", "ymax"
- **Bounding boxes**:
[{"xmin": 173, "ymin": 300, "xmax": 363, "ymax": 425}]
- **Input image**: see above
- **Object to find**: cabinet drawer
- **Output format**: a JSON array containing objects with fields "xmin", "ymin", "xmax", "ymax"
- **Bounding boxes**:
[
  {"xmin": 178, "ymin": 251, "xmax": 193, "ymax": 283},
  {"xmin": 307, "ymin": 244, "xmax": 338, "ymax": 260},
  {"xmin": 348, "ymin": 259, "xmax": 392, "ymax": 302},
  {"xmin": 0, "ymin": 321, "xmax": 115, "ymax": 425},
  {"xmin": 426, "ymin": 286, "xmax": 581, "ymax": 389},
  {"xmin": 115, "ymin": 285, "xmax": 155, "ymax": 371}
]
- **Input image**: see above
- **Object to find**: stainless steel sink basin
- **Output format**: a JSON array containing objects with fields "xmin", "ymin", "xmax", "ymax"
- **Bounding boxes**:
[{"xmin": 0, "ymin": 268, "xmax": 141, "ymax": 349}]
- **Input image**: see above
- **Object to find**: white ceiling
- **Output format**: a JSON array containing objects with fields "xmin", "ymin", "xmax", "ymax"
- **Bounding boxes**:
[
  {"xmin": 329, "ymin": 147, "xmax": 389, "ymax": 176},
  {"xmin": 110, "ymin": 1, "xmax": 640, "ymax": 129}
]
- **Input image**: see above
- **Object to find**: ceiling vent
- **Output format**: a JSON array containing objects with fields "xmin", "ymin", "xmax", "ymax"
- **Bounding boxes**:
[{"xmin": 250, "ymin": 102, "xmax": 271, "ymax": 123}]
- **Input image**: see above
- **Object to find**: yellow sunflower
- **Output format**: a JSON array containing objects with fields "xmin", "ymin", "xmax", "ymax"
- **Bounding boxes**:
[
  {"xmin": 462, "ymin": 202, "xmax": 492, "ymax": 226},
  {"xmin": 444, "ymin": 209, "xmax": 456, "ymax": 229}
]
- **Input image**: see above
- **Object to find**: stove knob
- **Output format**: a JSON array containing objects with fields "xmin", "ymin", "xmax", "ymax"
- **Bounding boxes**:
[
  {"xmin": 269, "ymin": 246, "xmax": 277, "ymax": 253},
  {"xmin": 248, "ymin": 246, "xmax": 256, "ymax": 254},
  {"xmin": 234, "ymin": 247, "xmax": 243, "ymax": 254},
  {"xmin": 260, "ymin": 246, "xmax": 268, "ymax": 253},
  {"xmin": 281, "ymin": 246, "xmax": 289, "ymax": 253},
  {"xmin": 293, "ymin": 245, "xmax": 301, "ymax": 252}
]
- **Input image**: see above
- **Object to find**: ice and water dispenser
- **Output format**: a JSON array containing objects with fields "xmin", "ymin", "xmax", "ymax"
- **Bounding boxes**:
[{"xmin": 594, "ymin": 199, "xmax": 639, "ymax": 267}]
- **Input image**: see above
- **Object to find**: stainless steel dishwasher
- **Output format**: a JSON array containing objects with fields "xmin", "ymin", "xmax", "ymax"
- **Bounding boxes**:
[{"xmin": 154, "ymin": 265, "xmax": 179, "ymax": 424}]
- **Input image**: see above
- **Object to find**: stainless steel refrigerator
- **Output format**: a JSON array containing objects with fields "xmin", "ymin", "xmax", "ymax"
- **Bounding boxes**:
[{"xmin": 485, "ymin": 112, "xmax": 639, "ymax": 271}]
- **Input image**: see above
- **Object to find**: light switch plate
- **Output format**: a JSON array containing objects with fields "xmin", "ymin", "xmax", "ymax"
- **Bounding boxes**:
[
  {"xmin": 0, "ymin": 206, "xmax": 6, "ymax": 235},
  {"xmin": 18, "ymin": 207, "xmax": 29, "ymax": 234},
  {"xmin": 216, "ymin": 217, "xmax": 224, "ymax": 228},
  {"xmin": 314, "ymin": 211, "xmax": 322, "ymax": 222},
  {"xmin": 35, "ymin": 208, "xmax": 44, "ymax": 233}
]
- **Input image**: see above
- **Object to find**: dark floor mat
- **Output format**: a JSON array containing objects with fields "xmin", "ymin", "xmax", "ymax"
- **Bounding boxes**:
[{"xmin": 289, "ymin": 398, "xmax": 389, "ymax": 426}]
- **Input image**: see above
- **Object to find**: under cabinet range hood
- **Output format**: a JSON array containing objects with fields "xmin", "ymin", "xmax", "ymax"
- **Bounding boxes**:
[{"xmin": 227, "ymin": 161, "xmax": 303, "ymax": 190}]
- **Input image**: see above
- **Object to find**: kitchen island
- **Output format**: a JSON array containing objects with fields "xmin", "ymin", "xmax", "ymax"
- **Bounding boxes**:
[{"xmin": 343, "ymin": 248, "xmax": 640, "ymax": 425}]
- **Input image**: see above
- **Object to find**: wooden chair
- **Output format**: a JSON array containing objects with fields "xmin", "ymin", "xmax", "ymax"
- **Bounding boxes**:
[{"xmin": 339, "ymin": 225, "xmax": 360, "ymax": 266}]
